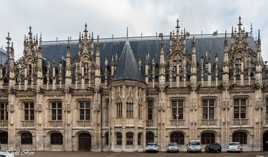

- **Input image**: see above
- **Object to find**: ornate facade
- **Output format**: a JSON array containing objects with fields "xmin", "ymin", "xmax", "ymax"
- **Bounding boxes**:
[{"xmin": 0, "ymin": 17, "xmax": 267, "ymax": 152}]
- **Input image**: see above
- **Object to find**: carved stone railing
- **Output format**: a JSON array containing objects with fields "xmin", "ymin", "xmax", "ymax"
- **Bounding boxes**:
[
  {"xmin": 232, "ymin": 119, "xmax": 249, "ymax": 125},
  {"xmin": 201, "ymin": 119, "xmax": 217, "ymax": 126},
  {"xmin": 21, "ymin": 121, "xmax": 35, "ymax": 127},
  {"xmin": 146, "ymin": 120, "xmax": 154, "ymax": 127},
  {"xmin": 48, "ymin": 121, "xmax": 63, "ymax": 127},
  {"xmin": 0, "ymin": 120, "xmax": 8, "ymax": 127},
  {"xmin": 170, "ymin": 119, "xmax": 185, "ymax": 126},
  {"xmin": 77, "ymin": 120, "xmax": 92, "ymax": 127}
]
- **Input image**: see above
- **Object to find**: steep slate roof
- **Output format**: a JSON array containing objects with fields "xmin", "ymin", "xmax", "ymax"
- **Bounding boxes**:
[
  {"xmin": 0, "ymin": 48, "xmax": 7, "ymax": 65},
  {"xmin": 41, "ymin": 34, "xmax": 257, "ymax": 73},
  {"xmin": 113, "ymin": 40, "xmax": 144, "ymax": 81}
]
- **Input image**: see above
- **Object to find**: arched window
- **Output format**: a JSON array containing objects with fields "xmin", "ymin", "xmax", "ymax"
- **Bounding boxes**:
[
  {"xmin": 50, "ymin": 132, "xmax": 63, "ymax": 145},
  {"xmin": 138, "ymin": 132, "xmax": 143, "ymax": 145},
  {"xmin": 105, "ymin": 132, "xmax": 109, "ymax": 146},
  {"xmin": 0, "ymin": 131, "xmax": 8, "ymax": 144},
  {"xmin": 126, "ymin": 132, "xmax": 134, "ymax": 145},
  {"xmin": 146, "ymin": 131, "xmax": 154, "ymax": 144},
  {"xmin": 21, "ymin": 132, "xmax": 32, "ymax": 145},
  {"xmin": 232, "ymin": 131, "xmax": 247, "ymax": 144},
  {"xmin": 126, "ymin": 101, "xmax": 133, "ymax": 118},
  {"xmin": 170, "ymin": 131, "xmax": 184, "ymax": 144},
  {"xmin": 116, "ymin": 132, "xmax": 122, "ymax": 145},
  {"xmin": 116, "ymin": 102, "xmax": 122, "ymax": 118},
  {"xmin": 201, "ymin": 132, "xmax": 215, "ymax": 144}
]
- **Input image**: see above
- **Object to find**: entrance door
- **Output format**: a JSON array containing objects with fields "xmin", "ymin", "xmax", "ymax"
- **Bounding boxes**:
[
  {"xmin": 263, "ymin": 132, "xmax": 268, "ymax": 151},
  {"xmin": 79, "ymin": 133, "xmax": 91, "ymax": 151}
]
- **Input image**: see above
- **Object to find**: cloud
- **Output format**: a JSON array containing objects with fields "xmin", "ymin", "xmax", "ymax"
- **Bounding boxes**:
[{"xmin": 0, "ymin": 0, "xmax": 267, "ymax": 60}]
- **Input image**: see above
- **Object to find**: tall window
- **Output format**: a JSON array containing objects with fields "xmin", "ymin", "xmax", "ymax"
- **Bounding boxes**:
[
  {"xmin": 24, "ymin": 102, "xmax": 34, "ymax": 121},
  {"xmin": 171, "ymin": 98, "xmax": 184, "ymax": 120},
  {"xmin": 202, "ymin": 99, "xmax": 215, "ymax": 120},
  {"xmin": 116, "ymin": 132, "xmax": 122, "ymax": 145},
  {"xmin": 50, "ymin": 132, "xmax": 63, "ymax": 145},
  {"xmin": 51, "ymin": 102, "xmax": 62, "ymax": 121},
  {"xmin": 21, "ymin": 132, "xmax": 32, "ymax": 145},
  {"xmin": 0, "ymin": 102, "xmax": 8, "ymax": 121},
  {"xmin": 126, "ymin": 132, "xmax": 134, "ymax": 145},
  {"xmin": 116, "ymin": 102, "xmax": 122, "ymax": 118},
  {"xmin": 138, "ymin": 104, "xmax": 142, "ymax": 119},
  {"xmin": 79, "ymin": 101, "xmax": 90, "ymax": 120},
  {"xmin": 147, "ymin": 98, "xmax": 154, "ymax": 120},
  {"xmin": 234, "ymin": 98, "xmax": 247, "ymax": 119},
  {"xmin": 126, "ymin": 102, "xmax": 133, "ymax": 118}
]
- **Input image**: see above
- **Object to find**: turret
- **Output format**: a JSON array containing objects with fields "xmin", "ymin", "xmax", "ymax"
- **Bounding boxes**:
[
  {"xmin": 190, "ymin": 37, "xmax": 197, "ymax": 89},
  {"xmin": 159, "ymin": 33, "xmax": 166, "ymax": 87},
  {"xmin": 95, "ymin": 35, "xmax": 101, "ymax": 88},
  {"xmin": 223, "ymin": 31, "xmax": 229, "ymax": 87},
  {"xmin": 6, "ymin": 33, "xmax": 15, "ymax": 88},
  {"xmin": 65, "ymin": 37, "xmax": 72, "ymax": 87},
  {"xmin": 255, "ymin": 29, "xmax": 263, "ymax": 86},
  {"xmin": 36, "ymin": 34, "xmax": 43, "ymax": 88}
]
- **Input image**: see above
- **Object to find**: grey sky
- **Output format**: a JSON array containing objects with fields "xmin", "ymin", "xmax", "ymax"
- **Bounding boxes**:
[{"xmin": 0, "ymin": 0, "xmax": 267, "ymax": 60}]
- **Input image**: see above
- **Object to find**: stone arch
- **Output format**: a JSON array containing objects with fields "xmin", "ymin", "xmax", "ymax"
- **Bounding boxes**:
[
  {"xmin": 126, "ymin": 131, "xmax": 134, "ymax": 145},
  {"xmin": 19, "ymin": 131, "xmax": 33, "ymax": 145},
  {"xmin": 232, "ymin": 130, "xmax": 248, "ymax": 144},
  {"xmin": 146, "ymin": 131, "xmax": 154, "ymax": 144},
  {"xmin": 263, "ymin": 130, "xmax": 268, "ymax": 151},
  {"xmin": 78, "ymin": 132, "xmax": 92, "ymax": 151},
  {"xmin": 0, "ymin": 130, "xmax": 8, "ymax": 144},
  {"xmin": 201, "ymin": 130, "xmax": 216, "ymax": 144},
  {"xmin": 170, "ymin": 131, "xmax": 185, "ymax": 145},
  {"xmin": 48, "ymin": 131, "xmax": 63, "ymax": 145},
  {"xmin": 115, "ymin": 132, "xmax": 122, "ymax": 145}
]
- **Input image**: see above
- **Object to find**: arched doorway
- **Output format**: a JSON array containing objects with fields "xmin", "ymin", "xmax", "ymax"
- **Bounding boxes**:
[
  {"xmin": 232, "ymin": 130, "xmax": 247, "ymax": 144},
  {"xmin": 263, "ymin": 131, "xmax": 268, "ymax": 151},
  {"xmin": 201, "ymin": 131, "xmax": 215, "ymax": 144},
  {"xmin": 146, "ymin": 131, "xmax": 154, "ymax": 144},
  {"xmin": 78, "ymin": 133, "xmax": 91, "ymax": 151},
  {"xmin": 170, "ymin": 131, "xmax": 184, "ymax": 144},
  {"xmin": 0, "ymin": 131, "xmax": 8, "ymax": 144}
]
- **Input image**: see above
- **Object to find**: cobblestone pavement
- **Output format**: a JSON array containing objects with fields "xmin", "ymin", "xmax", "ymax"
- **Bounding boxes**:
[{"xmin": 18, "ymin": 152, "xmax": 267, "ymax": 157}]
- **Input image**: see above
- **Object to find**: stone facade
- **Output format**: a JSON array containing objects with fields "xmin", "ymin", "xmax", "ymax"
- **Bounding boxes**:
[{"xmin": 0, "ymin": 17, "xmax": 267, "ymax": 152}]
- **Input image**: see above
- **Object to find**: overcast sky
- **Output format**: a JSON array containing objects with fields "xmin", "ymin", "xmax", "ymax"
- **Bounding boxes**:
[{"xmin": 0, "ymin": 0, "xmax": 267, "ymax": 60}]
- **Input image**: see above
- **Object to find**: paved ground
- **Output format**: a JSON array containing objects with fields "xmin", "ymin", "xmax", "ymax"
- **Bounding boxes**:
[{"xmin": 18, "ymin": 152, "xmax": 268, "ymax": 157}]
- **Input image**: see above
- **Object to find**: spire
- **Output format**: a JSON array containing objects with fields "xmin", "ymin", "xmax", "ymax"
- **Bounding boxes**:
[
  {"xmin": 176, "ymin": 18, "xmax": 180, "ymax": 35},
  {"xmin": 126, "ymin": 26, "xmax": 129, "ymax": 39},
  {"xmin": 28, "ymin": 26, "xmax": 33, "ymax": 40},
  {"xmin": 257, "ymin": 29, "xmax": 261, "ymax": 45},
  {"xmin": 84, "ymin": 23, "xmax": 88, "ymax": 33},
  {"xmin": 238, "ymin": 16, "xmax": 242, "ymax": 32},
  {"xmin": 224, "ymin": 30, "xmax": 228, "ymax": 46},
  {"xmin": 114, "ymin": 40, "xmax": 143, "ymax": 82}
]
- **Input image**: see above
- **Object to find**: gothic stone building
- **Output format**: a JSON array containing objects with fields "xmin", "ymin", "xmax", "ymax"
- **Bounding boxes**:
[{"xmin": 0, "ymin": 17, "xmax": 267, "ymax": 152}]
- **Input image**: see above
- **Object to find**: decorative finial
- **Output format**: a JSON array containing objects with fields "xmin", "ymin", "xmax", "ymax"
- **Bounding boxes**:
[
  {"xmin": 238, "ymin": 16, "xmax": 242, "ymax": 32},
  {"xmin": 176, "ymin": 18, "xmax": 180, "ymax": 34},
  {"xmin": 84, "ymin": 23, "xmax": 88, "ymax": 33},
  {"xmin": 6, "ymin": 32, "xmax": 11, "ymax": 48},
  {"xmin": 28, "ymin": 26, "xmax": 32, "ymax": 39},
  {"xmin": 159, "ymin": 33, "xmax": 164, "ymax": 47},
  {"xmin": 257, "ymin": 29, "xmax": 261, "ymax": 44},
  {"xmin": 192, "ymin": 36, "xmax": 196, "ymax": 47},
  {"xmin": 250, "ymin": 23, "xmax": 253, "ymax": 36},
  {"xmin": 126, "ymin": 26, "xmax": 128, "ymax": 39}
]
